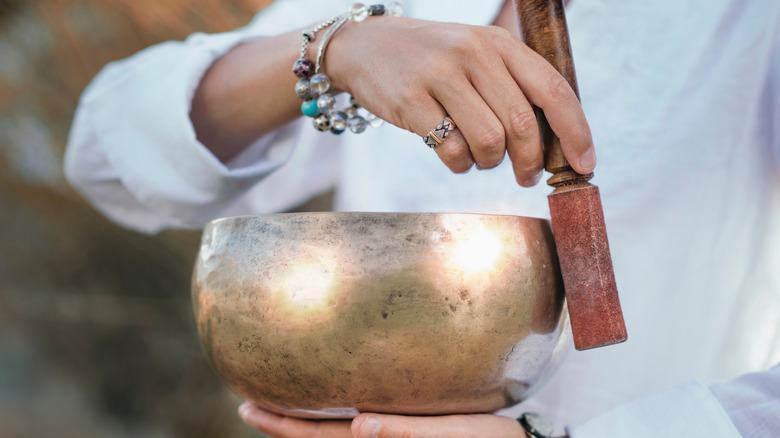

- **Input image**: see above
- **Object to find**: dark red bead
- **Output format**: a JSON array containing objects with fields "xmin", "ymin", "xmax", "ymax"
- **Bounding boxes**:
[{"xmin": 293, "ymin": 58, "xmax": 314, "ymax": 79}]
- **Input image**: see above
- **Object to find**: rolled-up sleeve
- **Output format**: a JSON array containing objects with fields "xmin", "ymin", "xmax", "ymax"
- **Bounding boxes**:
[
  {"xmin": 568, "ymin": 363, "xmax": 780, "ymax": 438},
  {"xmin": 566, "ymin": 381, "xmax": 742, "ymax": 438},
  {"xmin": 64, "ymin": 0, "xmax": 346, "ymax": 233}
]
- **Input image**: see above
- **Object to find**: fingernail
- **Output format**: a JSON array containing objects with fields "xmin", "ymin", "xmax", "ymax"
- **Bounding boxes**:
[
  {"xmin": 359, "ymin": 416, "xmax": 382, "ymax": 438},
  {"xmin": 238, "ymin": 402, "xmax": 252, "ymax": 419},
  {"xmin": 579, "ymin": 148, "xmax": 596, "ymax": 172},
  {"xmin": 516, "ymin": 168, "xmax": 541, "ymax": 187},
  {"xmin": 532, "ymin": 169, "xmax": 544, "ymax": 185}
]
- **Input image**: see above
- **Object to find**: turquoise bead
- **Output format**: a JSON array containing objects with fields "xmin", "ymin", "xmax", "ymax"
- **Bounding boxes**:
[{"xmin": 301, "ymin": 99, "xmax": 320, "ymax": 117}]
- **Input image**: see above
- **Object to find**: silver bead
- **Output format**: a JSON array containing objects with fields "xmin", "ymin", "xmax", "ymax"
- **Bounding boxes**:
[
  {"xmin": 331, "ymin": 111, "xmax": 348, "ymax": 134},
  {"xmin": 350, "ymin": 3, "xmax": 369, "ymax": 22},
  {"xmin": 387, "ymin": 1, "xmax": 404, "ymax": 16},
  {"xmin": 310, "ymin": 73, "xmax": 330, "ymax": 94},
  {"xmin": 313, "ymin": 113, "xmax": 332, "ymax": 132},
  {"xmin": 350, "ymin": 96, "xmax": 360, "ymax": 108},
  {"xmin": 294, "ymin": 79, "xmax": 313, "ymax": 100},
  {"xmin": 348, "ymin": 115, "xmax": 367, "ymax": 133},
  {"xmin": 366, "ymin": 112, "xmax": 384, "ymax": 128},
  {"xmin": 317, "ymin": 93, "xmax": 336, "ymax": 114}
]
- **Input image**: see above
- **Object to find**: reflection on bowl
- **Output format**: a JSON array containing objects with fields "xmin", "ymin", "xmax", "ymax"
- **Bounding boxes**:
[{"xmin": 192, "ymin": 212, "xmax": 569, "ymax": 419}]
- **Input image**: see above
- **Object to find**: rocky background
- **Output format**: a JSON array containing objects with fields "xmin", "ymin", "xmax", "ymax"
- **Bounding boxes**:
[{"xmin": 0, "ymin": 1, "xmax": 330, "ymax": 436}]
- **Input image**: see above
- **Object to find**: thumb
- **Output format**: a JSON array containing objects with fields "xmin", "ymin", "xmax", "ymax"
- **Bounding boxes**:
[{"xmin": 351, "ymin": 413, "xmax": 526, "ymax": 438}]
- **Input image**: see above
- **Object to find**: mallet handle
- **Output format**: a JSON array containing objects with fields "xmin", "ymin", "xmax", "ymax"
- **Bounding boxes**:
[{"xmin": 514, "ymin": 0, "xmax": 592, "ymax": 189}]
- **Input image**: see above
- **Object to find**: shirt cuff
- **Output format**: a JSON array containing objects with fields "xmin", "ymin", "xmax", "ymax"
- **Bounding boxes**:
[
  {"xmin": 567, "ymin": 381, "xmax": 742, "ymax": 438},
  {"xmin": 82, "ymin": 27, "xmax": 301, "ymax": 227}
]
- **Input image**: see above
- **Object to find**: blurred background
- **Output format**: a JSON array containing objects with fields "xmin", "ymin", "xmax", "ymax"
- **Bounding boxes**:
[{"xmin": 0, "ymin": 1, "xmax": 330, "ymax": 436}]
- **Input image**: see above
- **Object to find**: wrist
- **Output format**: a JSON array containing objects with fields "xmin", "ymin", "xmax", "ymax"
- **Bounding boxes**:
[
  {"xmin": 291, "ymin": 3, "xmax": 403, "ymax": 136},
  {"xmin": 322, "ymin": 14, "xmax": 409, "ymax": 96},
  {"xmin": 320, "ymin": 18, "xmax": 358, "ymax": 95}
]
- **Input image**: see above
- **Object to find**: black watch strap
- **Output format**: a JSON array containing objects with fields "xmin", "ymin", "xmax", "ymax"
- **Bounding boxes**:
[{"xmin": 518, "ymin": 412, "xmax": 554, "ymax": 438}]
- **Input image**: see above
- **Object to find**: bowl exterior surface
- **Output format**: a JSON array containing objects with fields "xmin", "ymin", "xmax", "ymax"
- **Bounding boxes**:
[{"xmin": 193, "ymin": 213, "xmax": 569, "ymax": 418}]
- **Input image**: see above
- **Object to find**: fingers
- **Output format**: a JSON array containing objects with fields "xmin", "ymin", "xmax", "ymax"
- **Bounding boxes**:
[
  {"xmin": 415, "ymin": 28, "xmax": 590, "ymax": 184},
  {"xmin": 353, "ymin": 21, "xmax": 593, "ymax": 181},
  {"xmin": 469, "ymin": 56, "xmax": 544, "ymax": 186},
  {"xmin": 238, "ymin": 402, "xmax": 352, "ymax": 438},
  {"xmin": 351, "ymin": 413, "xmax": 527, "ymax": 438},
  {"xmin": 501, "ymin": 41, "xmax": 595, "ymax": 175}
]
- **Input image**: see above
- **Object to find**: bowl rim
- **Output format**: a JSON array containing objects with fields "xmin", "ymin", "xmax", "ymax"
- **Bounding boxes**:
[{"xmin": 206, "ymin": 211, "xmax": 552, "ymax": 227}]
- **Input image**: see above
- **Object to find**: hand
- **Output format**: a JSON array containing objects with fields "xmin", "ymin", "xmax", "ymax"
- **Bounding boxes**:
[
  {"xmin": 238, "ymin": 402, "xmax": 534, "ymax": 437},
  {"xmin": 327, "ymin": 17, "xmax": 595, "ymax": 186}
]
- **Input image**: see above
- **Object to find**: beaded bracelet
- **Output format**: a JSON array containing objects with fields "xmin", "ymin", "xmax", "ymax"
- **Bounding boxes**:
[{"xmin": 292, "ymin": 2, "xmax": 404, "ymax": 134}]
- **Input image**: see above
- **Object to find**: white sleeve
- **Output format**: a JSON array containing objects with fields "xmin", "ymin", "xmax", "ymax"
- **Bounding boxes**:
[
  {"xmin": 64, "ymin": 0, "xmax": 347, "ymax": 234},
  {"xmin": 709, "ymin": 364, "xmax": 780, "ymax": 437},
  {"xmin": 567, "ymin": 364, "xmax": 780, "ymax": 438},
  {"xmin": 773, "ymin": 17, "xmax": 780, "ymax": 167}
]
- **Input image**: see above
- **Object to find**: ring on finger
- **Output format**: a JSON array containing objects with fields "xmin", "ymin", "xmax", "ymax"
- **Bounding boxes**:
[{"xmin": 423, "ymin": 116, "xmax": 456, "ymax": 148}]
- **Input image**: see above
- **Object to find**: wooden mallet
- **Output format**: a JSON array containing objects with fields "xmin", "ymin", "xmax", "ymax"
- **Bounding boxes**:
[{"xmin": 514, "ymin": 0, "xmax": 628, "ymax": 350}]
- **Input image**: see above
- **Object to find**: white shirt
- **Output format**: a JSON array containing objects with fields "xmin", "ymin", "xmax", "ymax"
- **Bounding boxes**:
[{"xmin": 64, "ymin": 0, "xmax": 780, "ymax": 436}]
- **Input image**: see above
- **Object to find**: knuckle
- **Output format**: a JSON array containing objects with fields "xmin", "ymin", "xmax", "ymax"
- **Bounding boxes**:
[
  {"xmin": 561, "ymin": 121, "xmax": 593, "ymax": 154},
  {"xmin": 477, "ymin": 154, "xmax": 505, "ymax": 170},
  {"xmin": 573, "ymin": 127, "xmax": 594, "ymax": 152},
  {"xmin": 547, "ymin": 74, "xmax": 575, "ymax": 103},
  {"xmin": 402, "ymin": 83, "xmax": 431, "ymax": 109},
  {"xmin": 490, "ymin": 24, "xmax": 512, "ymax": 38},
  {"xmin": 428, "ymin": 55, "xmax": 456, "ymax": 81},
  {"xmin": 473, "ymin": 125, "xmax": 505, "ymax": 155},
  {"xmin": 439, "ymin": 143, "xmax": 474, "ymax": 174},
  {"xmin": 451, "ymin": 26, "xmax": 486, "ymax": 57},
  {"xmin": 392, "ymin": 107, "xmax": 415, "ymax": 134},
  {"xmin": 507, "ymin": 109, "xmax": 539, "ymax": 141},
  {"xmin": 451, "ymin": 162, "xmax": 474, "ymax": 174},
  {"xmin": 486, "ymin": 25, "xmax": 512, "ymax": 43},
  {"xmin": 390, "ymin": 96, "xmax": 428, "ymax": 135},
  {"xmin": 439, "ymin": 141, "xmax": 468, "ymax": 163},
  {"xmin": 390, "ymin": 106, "xmax": 409, "ymax": 131},
  {"xmin": 515, "ymin": 165, "xmax": 543, "ymax": 187}
]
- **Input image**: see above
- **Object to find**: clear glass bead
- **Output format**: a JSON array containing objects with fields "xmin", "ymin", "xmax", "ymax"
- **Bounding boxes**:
[
  {"xmin": 350, "ymin": 3, "xmax": 369, "ymax": 22},
  {"xmin": 309, "ymin": 73, "xmax": 330, "ymax": 94},
  {"xmin": 348, "ymin": 115, "xmax": 367, "ymax": 134},
  {"xmin": 294, "ymin": 79, "xmax": 312, "ymax": 100},
  {"xmin": 387, "ymin": 1, "xmax": 403, "ymax": 16},
  {"xmin": 331, "ymin": 111, "xmax": 348, "ymax": 131},
  {"xmin": 345, "ymin": 107, "xmax": 359, "ymax": 118},
  {"xmin": 331, "ymin": 111, "xmax": 348, "ymax": 134},
  {"xmin": 317, "ymin": 93, "xmax": 336, "ymax": 114},
  {"xmin": 366, "ymin": 112, "xmax": 384, "ymax": 128}
]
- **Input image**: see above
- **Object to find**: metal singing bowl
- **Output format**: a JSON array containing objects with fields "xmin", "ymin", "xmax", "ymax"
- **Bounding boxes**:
[{"xmin": 192, "ymin": 212, "xmax": 570, "ymax": 419}]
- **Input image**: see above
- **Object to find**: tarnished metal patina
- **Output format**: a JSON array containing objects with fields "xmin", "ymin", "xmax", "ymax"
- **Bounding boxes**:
[{"xmin": 192, "ymin": 213, "xmax": 569, "ymax": 418}]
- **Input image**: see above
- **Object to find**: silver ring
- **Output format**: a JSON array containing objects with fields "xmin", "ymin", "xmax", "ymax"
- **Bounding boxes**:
[{"xmin": 423, "ymin": 116, "xmax": 456, "ymax": 148}]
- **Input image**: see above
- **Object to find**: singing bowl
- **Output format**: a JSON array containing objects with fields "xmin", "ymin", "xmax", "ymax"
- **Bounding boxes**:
[{"xmin": 192, "ymin": 212, "xmax": 570, "ymax": 419}]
